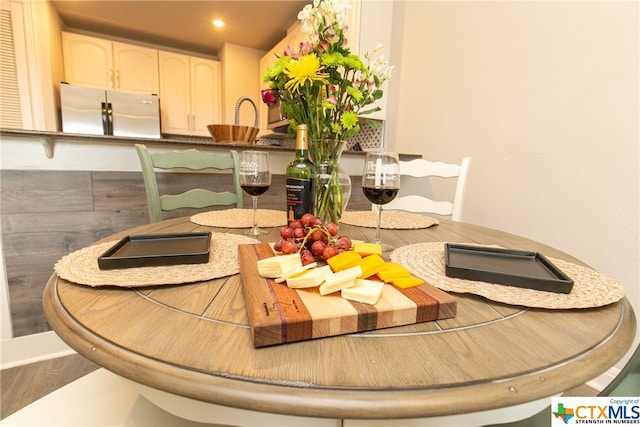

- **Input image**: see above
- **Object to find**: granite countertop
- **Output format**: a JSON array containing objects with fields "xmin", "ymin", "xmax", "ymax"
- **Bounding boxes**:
[
  {"xmin": 0, "ymin": 127, "xmax": 292, "ymax": 150},
  {"xmin": 0, "ymin": 128, "xmax": 421, "ymax": 159}
]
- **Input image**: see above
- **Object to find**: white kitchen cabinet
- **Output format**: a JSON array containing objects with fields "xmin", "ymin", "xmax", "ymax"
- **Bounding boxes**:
[
  {"xmin": 158, "ymin": 51, "xmax": 221, "ymax": 136},
  {"xmin": 62, "ymin": 33, "xmax": 112, "ymax": 89},
  {"xmin": 112, "ymin": 42, "xmax": 159, "ymax": 94},
  {"xmin": 62, "ymin": 32, "xmax": 159, "ymax": 94}
]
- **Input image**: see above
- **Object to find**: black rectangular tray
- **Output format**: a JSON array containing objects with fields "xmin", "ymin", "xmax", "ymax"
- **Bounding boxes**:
[
  {"xmin": 444, "ymin": 243, "xmax": 574, "ymax": 294},
  {"xmin": 98, "ymin": 232, "xmax": 211, "ymax": 270}
]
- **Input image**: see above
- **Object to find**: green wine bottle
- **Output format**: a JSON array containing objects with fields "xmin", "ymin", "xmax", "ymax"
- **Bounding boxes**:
[{"xmin": 286, "ymin": 124, "xmax": 315, "ymax": 221}]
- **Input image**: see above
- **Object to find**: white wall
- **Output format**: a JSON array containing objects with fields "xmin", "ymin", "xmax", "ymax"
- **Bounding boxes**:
[{"xmin": 387, "ymin": 1, "xmax": 639, "ymax": 336}]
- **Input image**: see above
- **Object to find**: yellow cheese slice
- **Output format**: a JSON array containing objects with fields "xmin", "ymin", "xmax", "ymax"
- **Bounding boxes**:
[
  {"xmin": 352, "ymin": 242, "xmax": 383, "ymax": 257},
  {"xmin": 389, "ymin": 275, "xmax": 425, "ymax": 289},
  {"xmin": 326, "ymin": 251, "xmax": 362, "ymax": 272},
  {"xmin": 376, "ymin": 262, "xmax": 411, "ymax": 282},
  {"xmin": 358, "ymin": 254, "xmax": 386, "ymax": 279}
]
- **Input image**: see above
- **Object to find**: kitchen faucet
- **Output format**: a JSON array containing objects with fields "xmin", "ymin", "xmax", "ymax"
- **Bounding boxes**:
[{"xmin": 235, "ymin": 96, "xmax": 258, "ymax": 128}]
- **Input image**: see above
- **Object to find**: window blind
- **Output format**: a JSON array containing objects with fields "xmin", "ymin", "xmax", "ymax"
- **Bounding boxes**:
[{"xmin": 1, "ymin": 8, "xmax": 23, "ymax": 128}]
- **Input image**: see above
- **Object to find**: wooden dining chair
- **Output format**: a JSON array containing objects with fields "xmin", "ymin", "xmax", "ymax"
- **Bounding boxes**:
[
  {"xmin": 383, "ymin": 157, "xmax": 472, "ymax": 221},
  {"xmin": 135, "ymin": 144, "xmax": 243, "ymax": 223}
]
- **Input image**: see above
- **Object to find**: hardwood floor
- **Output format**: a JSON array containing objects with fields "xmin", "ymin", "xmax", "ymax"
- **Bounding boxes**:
[
  {"xmin": 0, "ymin": 353, "xmax": 598, "ymax": 421},
  {"xmin": 0, "ymin": 353, "xmax": 99, "ymax": 419}
]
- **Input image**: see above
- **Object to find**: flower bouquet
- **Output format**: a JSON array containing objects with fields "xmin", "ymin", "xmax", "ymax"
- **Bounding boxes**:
[{"xmin": 262, "ymin": 0, "xmax": 394, "ymax": 223}]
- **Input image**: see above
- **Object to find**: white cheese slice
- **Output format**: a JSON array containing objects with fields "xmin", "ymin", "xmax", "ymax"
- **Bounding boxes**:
[
  {"xmin": 341, "ymin": 279, "xmax": 385, "ymax": 305},
  {"xmin": 319, "ymin": 265, "xmax": 362, "ymax": 295},
  {"xmin": 274, "ymin": 262, "xmax": 317, "ymax": 284},
  {"xmin": 286, "ymin": 265, "xmax": 332, "ymax": 288},
  {"xmin": 257, "ymin": 253, "xmax": 301, "ymax": 278}
]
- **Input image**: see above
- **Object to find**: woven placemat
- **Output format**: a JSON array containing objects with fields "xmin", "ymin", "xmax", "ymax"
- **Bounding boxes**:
[
  {"xmin": 340, "ymin": 210, "xmax": 439, "ymax": 229},
  {"xmin": 54, "ymin": 232, "xmax": 259, "ymax": 287},
  {"xmin": 390, "ymin": 242, "xmax": 625, "ymax": 309},
  {"xmin": 190, "ymin": 209, "xmax": 287, "ymax": 228}
]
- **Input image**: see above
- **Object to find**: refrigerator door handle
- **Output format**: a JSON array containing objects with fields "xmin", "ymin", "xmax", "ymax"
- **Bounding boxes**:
[
  {"xmin": 106, "ymin": 102, "xmax": 114, "ymax": 135},
  {"xmin": 101, "ymin": 102, "xmax": 109, "ymax": 135}
]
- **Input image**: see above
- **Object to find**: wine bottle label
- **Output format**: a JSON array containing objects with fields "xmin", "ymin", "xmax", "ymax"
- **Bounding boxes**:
[{"xmin": 286, "ymin": 177, "xmax": 313, "ymax": 220}]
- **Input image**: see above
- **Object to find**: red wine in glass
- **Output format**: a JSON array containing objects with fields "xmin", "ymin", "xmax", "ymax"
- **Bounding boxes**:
[
  {"xmin": 361, "ymin": 152, "xmax": 400, "ymax": 248},
  {"xmin": 239, "ymin": 150, "xmax": 271, "ymax": 237},
  {"xmin": 241, "ymin": 183, "xmax": 271, "ymax": 197},
  {"xmin": 362, "ymin": 186, "xmax": 399, "ymax": 205}
]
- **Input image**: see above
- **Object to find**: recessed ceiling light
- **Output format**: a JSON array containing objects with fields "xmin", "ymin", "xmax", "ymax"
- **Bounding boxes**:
[{"xmin": 212, "ymin": 19, "xmax": 224, "ymax": 28}]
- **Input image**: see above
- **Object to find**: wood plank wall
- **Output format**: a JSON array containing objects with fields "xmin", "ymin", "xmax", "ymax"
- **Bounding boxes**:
[{"xmin": 0, "ymin": 169, "xmax": 368, "ymax": 337}]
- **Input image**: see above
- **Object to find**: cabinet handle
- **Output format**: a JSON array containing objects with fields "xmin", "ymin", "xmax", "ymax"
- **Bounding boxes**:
[
  {"xmin": 109, "ymin": 69, "xmax": 114, "ymax": 89},
  {"xmin": 116, "ymin": 70, "xmax": 120, "ymax": 89}
]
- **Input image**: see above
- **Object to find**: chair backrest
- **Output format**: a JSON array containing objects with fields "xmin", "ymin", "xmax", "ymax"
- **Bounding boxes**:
[
  {"xmin": 135, "ymin": 144, "xmax": 243, "ymax": 223},
  {"xmin": 383, "ymin": 157, "xmax": 472, "ymax": 221}
]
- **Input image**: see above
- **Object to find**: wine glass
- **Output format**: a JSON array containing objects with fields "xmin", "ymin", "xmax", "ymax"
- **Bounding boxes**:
[
  {"xmin": 362, "ymin": 152, "xmax": 400, "ymax": 250},
  {"xmin": 239, "ymin": 150, "xmax": 271, "ymax": 237}
]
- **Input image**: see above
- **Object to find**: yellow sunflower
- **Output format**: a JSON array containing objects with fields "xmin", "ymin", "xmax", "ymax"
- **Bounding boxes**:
[{"xmin": 284, "ymin": 54, "xmax": 329, "ymax": 92}]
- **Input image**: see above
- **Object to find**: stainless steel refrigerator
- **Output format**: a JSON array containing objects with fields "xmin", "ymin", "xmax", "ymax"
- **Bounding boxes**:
[{"xmin": 60, "ymin": 83, "xmax": 161, "ymax": 138}]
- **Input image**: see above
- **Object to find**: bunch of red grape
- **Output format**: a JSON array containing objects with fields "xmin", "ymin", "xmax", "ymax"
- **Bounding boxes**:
[{"xmin": 274, "ymin": 213, "xmax": 352, "ymax": 265}]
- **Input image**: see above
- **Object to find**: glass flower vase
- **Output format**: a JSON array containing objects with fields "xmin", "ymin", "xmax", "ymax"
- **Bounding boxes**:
[{"xmin": 308, "ymin": 138, "xmax": 351, "ymax": 224}]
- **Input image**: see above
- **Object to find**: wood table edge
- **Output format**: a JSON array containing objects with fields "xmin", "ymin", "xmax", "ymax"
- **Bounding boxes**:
[{"xmin": 43, "ymin": 272, "xmax": 636, "ymax": 419}]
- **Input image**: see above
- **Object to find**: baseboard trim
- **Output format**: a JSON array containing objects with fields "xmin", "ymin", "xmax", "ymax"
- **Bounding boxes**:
[
  {"xmin": 0, "ymin": 330, "xmax": 75, "ymax": 370},
  {"xmin": 587, "ymin": 368, "xmax": 617, "ymax": 392}
]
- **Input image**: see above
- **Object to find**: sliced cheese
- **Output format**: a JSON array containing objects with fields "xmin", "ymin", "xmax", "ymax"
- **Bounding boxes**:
[
  {"xmin": 376, "ymin": 262, "xmax": 411, "ymax": 282},
  {"xmin": 358, "ymin": 254, "xmax": 386, "ymax": 279},
  {"xmin": 286, "ymin": 265, "xmax": 332, "ymax": 288},
  {"xmin": 353, "ymin": 242, "xmax": 383, "ymax": 257},
  {"xmin": 326, "ymin": 251, "xmax": 362, "ymax": 272},
  {"xmin": 319, "ymin": 265, "xmax": 362, "ymax": 295},
  {"xmin": 341, "ymin": 279, "xmax": 385, "ymax": 305},
  {"xmin": 274, "ymin": 262, "xmax": 317, "ymax": 283},
  {"xmin": 390, "ymin": 275, "xmax": 425, "ymax": 289},
  {"xmin": 257, "ymin": 253, "xmax": 302, "ymax": 278}
]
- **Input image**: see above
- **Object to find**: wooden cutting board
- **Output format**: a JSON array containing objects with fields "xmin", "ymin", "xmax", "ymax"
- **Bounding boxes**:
[{"xmin": 238, "ymin": 243, "xmax": 457, "ymax": 347}]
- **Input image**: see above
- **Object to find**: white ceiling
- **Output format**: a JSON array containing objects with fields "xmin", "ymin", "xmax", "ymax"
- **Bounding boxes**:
[{"xmin": 51, "ymin": 0, "xmax": 310, "ymax": 57}]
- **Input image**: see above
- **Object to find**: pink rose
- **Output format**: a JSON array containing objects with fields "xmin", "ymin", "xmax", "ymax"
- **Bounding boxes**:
[{"xmin": 261, "ymin": 89, "xmax": 278, "ymax": 107}]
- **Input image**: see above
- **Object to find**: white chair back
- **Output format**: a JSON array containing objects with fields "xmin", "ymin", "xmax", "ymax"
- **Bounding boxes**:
[{"xmin": 383, "ymin": 157, "xmax": 472, "ymax": 221}]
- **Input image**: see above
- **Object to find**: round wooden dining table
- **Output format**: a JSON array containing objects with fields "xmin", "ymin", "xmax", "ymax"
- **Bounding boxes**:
[{"xmin": 43, "ymin": 215, "xmax": 636, "ymax": 426}]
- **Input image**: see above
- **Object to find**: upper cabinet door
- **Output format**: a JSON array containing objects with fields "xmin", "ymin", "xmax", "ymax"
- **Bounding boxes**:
[
  {"xmin": 190, "ymin": 58, "xmax": 221, "ymax": 136},
  {"xmin": 158, "ymin": 52, "xmax": 219, "ymax": 136},
  {"xmin": 112, "ymin": 42, "xmax": 159, "ymax": 94},
  {"xmin": 62, "ymin": 32, "xmax": 159, "ymax": 94},
  {"xmin": 62, "ymin": 32, "xmax": 113, "ymax": 90},
  {"xmin": 158, "ymin": 51, "xmax": 191, "ymax": 135}
]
